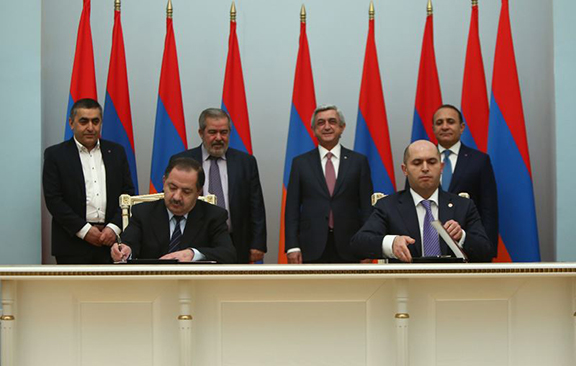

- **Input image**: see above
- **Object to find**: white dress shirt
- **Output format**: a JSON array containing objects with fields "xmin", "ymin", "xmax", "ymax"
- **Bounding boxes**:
[
  {"xmin": 167, "ymin": 209, "xmax": 205, "ymax": 261},
  {"xmin": 74, "ymin": 138, "xmax": 121, "ymax": 239},
  {"xmin": 201, "ymin": 144, "xmax": 231, "ymax": 229},
  {"xmin": 381, "ymin": 188, "xmax": 466, "ymax": 258}
]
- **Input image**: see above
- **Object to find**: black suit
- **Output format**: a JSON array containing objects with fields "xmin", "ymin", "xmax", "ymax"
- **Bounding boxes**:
[
  {"xmin": 171, "ymin": 146, "xmax": 266, "ymax": 263},
  {"xmin": 43, "ymin": 138, "xmax": 135, "ymax": 263},
  {"xmin": 121, "ymin": 199, "xmax": 237, "ymax": 264},
  {"xmin": 285, "ymin": 146, "xmax": 373, "ymax": 262},
  {"xmin": 350, "ymin": 189, "xmax": 492, "ymax": 262},
  {"xmin": 444, "ymin": 143, "xmax": 498, "ymax": 258}
]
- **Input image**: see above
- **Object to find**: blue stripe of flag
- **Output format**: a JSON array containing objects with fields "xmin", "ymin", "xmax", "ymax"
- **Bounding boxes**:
[
  {"xmin": 487, "ymin": 95, "xmax": 540, "ymax": 261},
  {"xmin": 283, "ymin": 103, "xmax": 316, "ymax": 188},
  {"xmin": 411, "ymin": 109, "xmax": 430, "ymax": 142},
  {"xmin": 64, "ymin": 94, "xmax": 75, "ymax": 140},
  {"xmin": 460, "ymin": 115, "xmax": 478, "ymax": 150},
  {"xmin": 221, "ymin": 103, "xmax": 248, "ymax": 154},
  {"xmin": 354, "ymin": 110, "xmax": 395, "ymax": 194},
  {"xmin": 150, "ymin": 97, "xmax": 186, "ymax": 192}
]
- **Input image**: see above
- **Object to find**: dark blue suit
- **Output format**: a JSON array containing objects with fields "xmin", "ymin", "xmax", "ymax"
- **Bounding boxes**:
[
  {"xmin": 285, "ymin": 146, "xmax": 373, "ymax": 262},
  {"xmin": 171, "ymin": 146, "xmax": 266, "ymax": 263},
  {"xmin": 350, "ymin": 189, "xmax": 493, "ymax": 262},
  {"xmin": 445, "ymin": 143, "xmax": 498, "ymax": 258}
]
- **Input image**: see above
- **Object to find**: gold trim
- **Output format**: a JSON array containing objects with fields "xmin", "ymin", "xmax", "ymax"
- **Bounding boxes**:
[
  {"xmin": 369, "ymin": 1, "xmax": 374, "ymax": 20},
  {"xmin": 395, "ymin": 313, "xmax": 409, "ymax": 319},
  {"xmin": 114, "ymin": 0, "xmax": 120, "ymax": 12},
  {"xmin": 178, "ymin": 315, "xmax": 193, "ymax": 320},
  {"xmin": 0, "ymin": 315, "xmax": 15, "ymax": 321},
  {"xmin": 166, "ymin": 0, "xmax": 173, "ymax": 19},
  {"xmin": 300, "ymin": 4, "xmax": 306, "ymax": 23},
  {"xmin": 427, "ymin": 0, "xmax": 432, "ymax": 16},
  {"xmin": 1, "ymin": 266, "xmax": 575, "ymax": 277},
  {"xmin": 472, "ymin": 0, "xmax": 478, "ymax": 7},
  {"xmin": 230, "ymin": 1, "xmax": 236, "ymax": 22}
]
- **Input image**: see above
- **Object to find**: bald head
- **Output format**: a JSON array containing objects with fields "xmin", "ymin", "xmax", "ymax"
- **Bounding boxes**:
[{"xmin": 401, "ymin": 140, "xmax": 443, "ymax": 199}]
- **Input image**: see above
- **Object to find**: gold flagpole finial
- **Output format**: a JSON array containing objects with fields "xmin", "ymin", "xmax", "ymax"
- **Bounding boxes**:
[
  {"xmin": 472, "ymin": 0, "xmax": 478, "ymax": 7},
  {"xmin": 167, "ymin": 0, "xmax": 173, "ymax": 18},
  {"xmin": 300, "ymin": 4, "xmax": 306, "ymax": 24},
  {"xmin": 427, "ymin": 0, "xmax": 433, "ymax": 16},
  {"xmin": 369, "ymin": 1, "xmax": 375, "ymax": 20},
  {"xmin": 114, "ymin": 0, "xmax": 121, "ymax": 12},
  {"xmin": 230, "ymin": 2, "xmax": 236, "ymax": 22}
]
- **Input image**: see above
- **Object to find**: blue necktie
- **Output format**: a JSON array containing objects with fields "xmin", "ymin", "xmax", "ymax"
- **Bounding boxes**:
[
  {"xmin": 421, "ymin": 200, "xmax": 441, "ymax": 256},
  {"xmin": 209, "ymin": 156, "xmax": 226, "ymax": 209},
  {"xmin": 168, "ymin": 215, "xmax": 183, "ymax": 253},
  {"xmin": 442, "ymin": 150, "xmax": 453, "ymax": 190}
]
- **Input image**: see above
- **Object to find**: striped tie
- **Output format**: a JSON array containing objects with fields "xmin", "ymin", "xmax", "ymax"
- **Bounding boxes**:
[
  {"xmin": 421, "ymin": 200, "xmax": 441, "ymax": 256},
  {"xmin": 442, "ymin": 150, "xmax": 453, "ymax": 190},
  {"xmin": 168, "ymin": 215, "xmax": 184, "ymax": 253},
  {"xmin": 209, "ymin": 156, "xmax": 226, "ymax": 209}
]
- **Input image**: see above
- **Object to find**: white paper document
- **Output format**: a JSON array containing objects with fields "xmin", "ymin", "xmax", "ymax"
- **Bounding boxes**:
[{"xmin": 431, "ymin": 220, "xmax": 468, "ymax": 262}]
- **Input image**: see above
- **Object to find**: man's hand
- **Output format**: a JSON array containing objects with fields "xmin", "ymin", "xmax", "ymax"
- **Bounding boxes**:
[
  {"xmin": 443, "ymin": 220, "xmax": 463, "ymax": 242},
  {"xmin": 99, "ymin": 227, "xmax": 117, "ymax": 247},
  {"xmin": 84, "ymin": 226, "xmax": 103, "ymax": 247},
  {"xmin": 392, "ymin": 235, "xmax": 415, "ymax": 263},
  {"xmin": 287, "ymin": 251, "xmax": 302, "ymax": 264},
  {"xmin": 111, "ymin": 243, "xmax": 131, "ymax": 262},
  {"xmin": 249, "ymin": 249, "xmax": 265, "ymax": 262},
  {"xmin": 161, "ymin": 249, "xmax": 194, "ymax": 262}
]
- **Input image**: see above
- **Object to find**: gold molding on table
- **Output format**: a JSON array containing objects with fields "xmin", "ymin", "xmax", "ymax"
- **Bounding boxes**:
[
  {"xmin": 395, "ymin": 313, "xmax": 410, "ymax": 319},
  {"xmin": 1, "ymin": 266, "xmax": 575, "ymax": 277},
  {"xmin": 0, "ymin": 315, "xmax": 15, "ymax": 321},
  {"xmin": 178, "ymin": 315, "xmax": 193, "ymax": 320}
]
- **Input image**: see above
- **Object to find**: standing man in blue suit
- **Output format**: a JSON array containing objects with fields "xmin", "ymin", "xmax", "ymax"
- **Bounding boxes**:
[
  {"xmin": 285, "ymin": 105, "xmax": 373, "ymax": 263},
  {"xmin": 432, "ymin": 104, "xmax": 498, "ymax": 259},
  {"xmin": 171, "ymin": 108, "xmax": 266, "ymax": 264}
]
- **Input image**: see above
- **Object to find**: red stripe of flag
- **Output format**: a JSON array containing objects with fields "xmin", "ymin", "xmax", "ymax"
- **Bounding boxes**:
[{"xmin": 65, "ymin": 0, "xmax": 97, "ymax": 139}]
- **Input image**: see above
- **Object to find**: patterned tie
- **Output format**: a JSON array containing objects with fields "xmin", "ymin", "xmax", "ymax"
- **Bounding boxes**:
[
  {"xmin": 325, "ymin": 152, "xmax": 336, "ymax": 228},
  {"xmin": 421, "ymin": 200, "xmax": 441, "ymax": 256},
  {"xmin": 168, "ymin": 215, "xmax": 184, "ymax": 253},
  {"xmin": 209, "ymin": 156, "xmax": 226, "ymax": 209},
  {"xmin": 442, "ymin": 149, "xmax": 453, "ymax": 190}
]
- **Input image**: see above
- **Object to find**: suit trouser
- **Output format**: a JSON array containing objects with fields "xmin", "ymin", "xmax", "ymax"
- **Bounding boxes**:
[{"xmin": 305, "ymin": 229, "xmax": 357, "ymax": 264}]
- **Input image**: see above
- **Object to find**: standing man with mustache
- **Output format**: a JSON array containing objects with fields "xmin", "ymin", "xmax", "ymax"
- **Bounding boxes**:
[
  {"xmin": 285, "ymin": 105, "xmax": 373, "ymax": 263},
  {"xmin": 432, "ymin": 104, "xmax": 498, "ymax": 259},
  {"xmin": 43, "ymin": 98, "xmax": 135, "ymax": 264},
  {"xmin": 350, "ymin": 140, "xmax": 492, "ymax": 262},
  {"xmin": 170, "ymin": 108, "xmax": 266, "ymax": 264}
]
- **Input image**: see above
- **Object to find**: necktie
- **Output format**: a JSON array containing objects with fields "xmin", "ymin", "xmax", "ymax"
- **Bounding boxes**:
[
  {"xmin": 442, "ymin": 149, "xmax": 453, "ymax": 190},
  {"xmin": 168, "ymin": 215, "xmax": 184, "ymax": 253},
  {"xmin": 209, "ymin": 156, "xmax": 226, "ymax": 209},
  {"xmin": 325, "ymin": 152, "xmax": 336, "ymax": 228},
  {"xmin": 421, "ymin": 200, "xmax": 441, "ymax": 256}
]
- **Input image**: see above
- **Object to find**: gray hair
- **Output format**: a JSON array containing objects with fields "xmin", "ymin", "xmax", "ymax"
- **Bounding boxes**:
[
  {"xmin": 198, "ymin": 108, "xmax": 231, "ymax": 130},
  {"xmin": 311, "ymin": 104, "xmax": 346, "ymax": 128}
]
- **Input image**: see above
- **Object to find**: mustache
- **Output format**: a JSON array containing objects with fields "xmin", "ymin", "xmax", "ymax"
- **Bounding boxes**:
[{"xmin": 169, "ymin": 198, "xmax": 183, "ymax": 206}]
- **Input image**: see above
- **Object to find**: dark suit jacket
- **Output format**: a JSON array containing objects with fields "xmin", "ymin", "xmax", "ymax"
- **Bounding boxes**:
[
  {"xmin": 350, "ymin": 189, "xmax": 492, "ymax": 262},
  {"xmin": 43, "ymin": 138, "xmax": 135, "ymax": 258},
  {"xmin": 121, "ymin": 199, "xmax": 237, "ymax": 264},
  {"xmin": 445, "ymin": 143, "xmax": 498, "ymax": 258},
  {"xmin": 171, "ymin": 146, "xmax": 266, "ymax": 263},
  {"xmin": 285, "ymin": 146, "xmax": 373, "ymax": 262}
]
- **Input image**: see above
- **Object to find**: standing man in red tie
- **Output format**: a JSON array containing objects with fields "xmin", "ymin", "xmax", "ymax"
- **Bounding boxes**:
[{"xmin": 285, "ymin": 105, "xmax": 373, "ymax": 263}]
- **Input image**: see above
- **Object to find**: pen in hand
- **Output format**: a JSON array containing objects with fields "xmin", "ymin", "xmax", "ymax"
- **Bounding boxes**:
[{"xmin": 114, "ymin": 234, "xmax": 127, "ymax": 263}]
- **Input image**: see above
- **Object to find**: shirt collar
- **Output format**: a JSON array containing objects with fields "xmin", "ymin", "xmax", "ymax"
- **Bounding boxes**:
[
  {"xmin": 74, "ymin": 137, "xmax": 100, "ymax": 153},
  {"xmin": 201, "ymin": 144, "xmax": 227, "ymax": 162},
  {"xmin": 167, "ymin": 208, "xmax": 189, "ymax": 222},
  {"xmin": 318, "ymin": 143, "xmax": 342, "ymax": 160},
  {"xmin": 409, "ymin": 188, "xmax": 439, "ymax": 208},
  {"xmin": 438, "ymin": 140, "xmax": 461, "ymax": 156}
]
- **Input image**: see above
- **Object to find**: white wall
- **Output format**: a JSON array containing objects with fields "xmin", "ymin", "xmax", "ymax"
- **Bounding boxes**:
[
  {"xmin": 0, "ymin": 0, "xmax": 42, "ymax": 264},
  {"xmin": 40, "ymin": 0, "xmax": 555, "ymax": 263}
]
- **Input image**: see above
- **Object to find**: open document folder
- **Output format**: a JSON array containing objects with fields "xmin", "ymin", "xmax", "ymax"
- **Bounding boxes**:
[{"xmin": 431, "ymin": 220, "xmax": 469, "ymax": 262}]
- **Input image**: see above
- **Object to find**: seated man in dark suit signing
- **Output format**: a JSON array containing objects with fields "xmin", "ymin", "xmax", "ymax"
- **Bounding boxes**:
[
  {"xmin": 111, "ymin": 158, "xmax": 237, "ymax": 264},
  {"xmin": 351, "ymin": 140, "xmax": 492, "ymax": 263}
]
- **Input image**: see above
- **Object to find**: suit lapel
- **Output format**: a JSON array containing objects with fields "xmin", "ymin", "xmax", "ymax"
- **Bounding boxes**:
[
  {"xmin": 181, "ymin": 202, "xmax": 205, "ymax": 249},
  {"xmin": 307, "ymin": 149, "xmax": 330, "ymax": 196},
  {"xmin": 333, "ymin": 147, "xmax": 350, "ymax": 196},
  {"xmin": 100, "ymin": 141, "xmax": 115, "ymax": 199},
  {"xmin": 66, "ymin": 139, "xmax": 86, "ymax": 198},
  {"xmin": 152, "ymin": 201, "xmax": 171, "ymax": 254},
  {"xmin": 397, "ymin": 191, "xmax": 422, "ymax": 257},
  {"xmin": 225, "ymin": 149, "xmax": 237, "ymax": 208}
]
